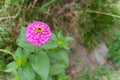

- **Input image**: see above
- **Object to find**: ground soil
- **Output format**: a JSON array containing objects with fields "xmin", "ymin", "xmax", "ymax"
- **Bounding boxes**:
[{"xmin": 67, "ymin": 40, "xmax": 116, "ymax": 80}]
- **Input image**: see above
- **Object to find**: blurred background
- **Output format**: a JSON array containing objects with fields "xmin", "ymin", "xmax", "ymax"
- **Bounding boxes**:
[{"xmin": 1, "ymin": 0, "xmax": 120, "ymax": 80}]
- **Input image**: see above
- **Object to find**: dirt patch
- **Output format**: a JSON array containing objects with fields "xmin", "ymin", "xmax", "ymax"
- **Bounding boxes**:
[
  {"xmin": 68, "ymin": 41, "xmax": 116, "ymax": 80},
  {"xmin": 68, "ymin": 41, "xmax": 97, "ymax": 80}
]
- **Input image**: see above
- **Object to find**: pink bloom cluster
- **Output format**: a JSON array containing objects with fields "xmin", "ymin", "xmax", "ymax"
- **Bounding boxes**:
[{"xmin": 26, "ymin": 21, "xmax": 52, "ymax": 46}]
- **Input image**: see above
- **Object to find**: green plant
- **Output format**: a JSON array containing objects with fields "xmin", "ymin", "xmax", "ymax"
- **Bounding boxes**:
[
  {"xmin": 0, "ymin": 0, "xmax": 57, "ymax": 26},
  {"xmin": 79, "ymin": 66, "xmax": 113, "ymax": 80},
  {"xmin": 109, "ymin": 71, "xmax": 120, "ymax": 80},
  {"xmin": 78, "ymin": 0, "xmax": 119, "ymax": 50},
  {"xmin": 0, "ymin": 27, "xmax": 11, "ymax": 48},
  {"xmin": 108, "ymin": 31, "xmax": 120, "ymax": 66},
  {"xmin": 3, "ymin": 27, "xmax": 73, "ymax": 80},
  {"xmin": 0, "ymin": 27, "xmax": 14, "ymax": 78}
]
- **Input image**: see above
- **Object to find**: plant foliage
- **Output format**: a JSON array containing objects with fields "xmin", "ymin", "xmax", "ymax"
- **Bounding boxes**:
[{"xmin": 5, "ymin": 27, "xmax": 73, "ymax": 80}]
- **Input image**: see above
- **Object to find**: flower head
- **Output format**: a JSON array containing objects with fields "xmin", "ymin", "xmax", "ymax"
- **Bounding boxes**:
[{"xmin": 26, "ymin": 21, "xmax": 52, "ymax": 46}]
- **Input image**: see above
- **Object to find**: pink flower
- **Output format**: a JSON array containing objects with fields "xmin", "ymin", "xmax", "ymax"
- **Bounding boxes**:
[{"xmin": 26, "ymin": 21, "xmax": 52, "ymax": 46}]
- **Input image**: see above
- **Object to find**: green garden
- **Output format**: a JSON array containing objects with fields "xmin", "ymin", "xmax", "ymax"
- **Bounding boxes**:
[{"xmin": 0, "ymin": 0, "xmax": 120, "ymax": 80}]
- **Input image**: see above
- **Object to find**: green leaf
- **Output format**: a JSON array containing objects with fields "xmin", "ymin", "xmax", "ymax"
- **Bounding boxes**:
[
  {"xmin": 58, "ymin": 49, "xmax": 69, "ymax": 66},
  {"xmin": 41, "ymin": 39, "xmax": 58, "ymax": 49},
  {"xmin": 47, "ymin": 51, "xmax": 61, "ymax": 64},
  {"xmin": 41, "ymin": 33, "xmax": 58, "ymax": 49},
  {"xmin": 58, "ymin": 72, "xmax": 68, "ymax": 80},
  {"xmin": 0, "ymin": 27, "xmax": 4, "ymax": 32},
  {"xmin": 30, "ymin": 51, "xmax": 50, "ymax": 80},
  {"xmin": 5, "ymin": 62, "xmax": 19, "ymax": 80},
  {"xmin": 18, "ymin": 62, "xmax": 35, "ymax": 80},
  {"xmin": 48, "ymin": 76, "xmax": 53, "ymax": 80},
  {"xmin": 16, "ymin": 27, "xmax": 36, "ymax": 52},
  {"xmin": 50, "ymin": 63, "xmax": 66, "ymax": 75},
  {"xmin": 56, "ymin": 32, "xmax": 73, "ymax": 49},
  {"xmin": 57, "ymin": 34, "xmax": 65, "ymax": 48},
  {"xmin": 5, "ymin": 0, "xmax": 21, "ymax": 5},
  {"xmin": 53, "ymin": 49, "xmax": 69, "ymax": 66},
  {"xmin": 65, "ymin": 36, "xmax": 74, "ymax": 42},
  {"xmin": 114, "ymin": 31, "xmax": 120, "ymax": 37},
  {"xmin": 48, "ymin": 49, "xmax": 69, "ymax": 69},
  {"xmin": 14, "ymin": 48, "xmax": 29, "ymax": 66},
  {"xmin": 4, "ymin": 62, "xmax": 18, "ymax": 73},
  {"xmin": 63, "ymin": 36, "xmax": 74, "ymax": 49},
  {"xmin": 57, "ymin": 32, "xmax": 64, "ymax": 39}
]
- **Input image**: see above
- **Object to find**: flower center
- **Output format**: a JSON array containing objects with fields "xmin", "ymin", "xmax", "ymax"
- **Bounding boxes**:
[{"xmin": 35, "ymin": 26, "xmax": 44, "ymax": 33}]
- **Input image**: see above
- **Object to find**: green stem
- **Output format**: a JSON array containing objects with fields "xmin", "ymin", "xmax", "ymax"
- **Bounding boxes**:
[
  {"xmin": 37, "ymin": 46, "xmax": 40, "ymax": 54},
  {"xmin": 87, "ymin": 10, "xmax": 120, "ymax": 19},
  {"xmin": 0, "ymin": 49, "xmax": 13, "ymax": 56}
]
